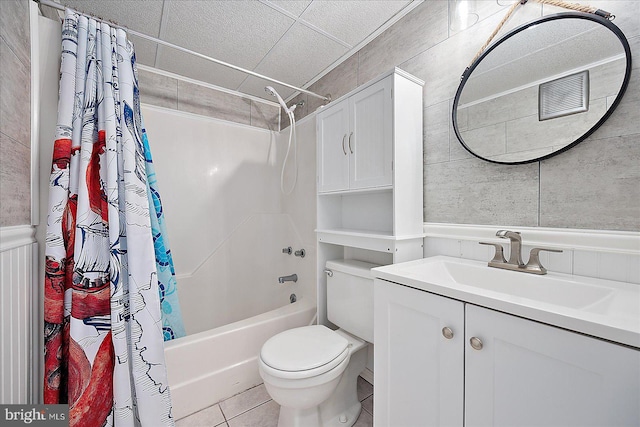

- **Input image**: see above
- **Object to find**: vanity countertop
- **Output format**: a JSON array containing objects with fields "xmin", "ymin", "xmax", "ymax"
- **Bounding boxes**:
[{"xmin": 372, "ymin": 256, "xmax": 640, "ymax": 348}]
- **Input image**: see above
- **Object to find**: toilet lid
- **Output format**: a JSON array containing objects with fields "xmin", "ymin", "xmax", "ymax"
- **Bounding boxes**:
[{"xmin": 260, "ymin": 325, "xmax": 349, "ymax": 372}]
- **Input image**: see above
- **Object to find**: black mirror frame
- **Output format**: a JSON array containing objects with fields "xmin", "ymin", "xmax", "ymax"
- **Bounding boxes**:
[{"xmin": 452, "ymin": 12, "xmax": 632, "ymax": 165}]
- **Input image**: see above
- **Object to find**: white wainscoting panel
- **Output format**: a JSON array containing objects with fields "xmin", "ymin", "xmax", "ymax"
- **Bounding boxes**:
[{"xmin": 0, "ymin": 225, "xmax": 37, "ymax": 404}]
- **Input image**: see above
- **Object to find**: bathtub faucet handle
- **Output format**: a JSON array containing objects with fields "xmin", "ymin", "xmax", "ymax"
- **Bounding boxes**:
[{"xmin": 282, "ymin": 246, "xmax": 292, "ymax": 255}]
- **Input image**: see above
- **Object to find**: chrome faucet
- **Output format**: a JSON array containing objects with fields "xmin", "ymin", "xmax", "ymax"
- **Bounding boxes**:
[
  {"xmin": 278, "ymin": 274, "xmax": 298, "ymax": 283},
  {"xmin": 480, "ymin": 230, "xmax": 562, "ymax": 275}
]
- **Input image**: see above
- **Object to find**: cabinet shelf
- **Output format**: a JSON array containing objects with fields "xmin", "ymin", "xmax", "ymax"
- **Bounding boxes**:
[
  {"xmin": 316, "ymin": 228, "xmax": 424, "ymax": 253},
  {"xmin": 317, "ymin": 186, "xmax": 393, "ymax": 196}
]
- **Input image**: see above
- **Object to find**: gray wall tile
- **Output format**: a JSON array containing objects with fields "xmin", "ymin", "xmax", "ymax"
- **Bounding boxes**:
[
  {"xmin": 358, "ymin": 1, "xmax": 448, "ymax": 85},
  {"xmin": 0, "ymin": 2, "xmax": 30, "ymax": 227},
  {"xmin": 0, "ymin": 0, "xmax": 31, "ymax": 67},
  {"xmin": 589, "ymin": 69, "xmax": 640, "ymax": 140},
  {"xmin": 1, "ymin": 38, "xmax": 31, "ymax": 147},
  {"xmin": 425, "ymin": 157, "xmax": 539, "ymax": 226},
  {"xmin": 138, "ymin": 69, "xmax": 178, "ymax": 110},
  {"xmin": 540, "ymin": 133, "xmax": 640, "ymax": 231},
  {"xmin": 250, "ymin": 101, "xmax": 279, "ymax": 131},
  {"xmin": 307, "ymin": 52, "xmax": 358, "ymax": 114},
  {"xmin": 424, "ymin": 100, "xmax": 450, "ymax": 165},
  {"xmin": 177, "ymin": 80, "xmax": 251, "ymax": 125},
  {"xmin": 0, "ymin": 132, "xmax": 31, "ymax": 226}
]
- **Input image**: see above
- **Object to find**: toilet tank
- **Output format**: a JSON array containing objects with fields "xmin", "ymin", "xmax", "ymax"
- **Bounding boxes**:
[{"xmin": 326, "ymin": 259, "xmax": 380, "ymax": 343}]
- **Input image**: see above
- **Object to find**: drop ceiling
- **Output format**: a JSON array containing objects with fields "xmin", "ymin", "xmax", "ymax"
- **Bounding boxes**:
[{"xmin": 45, "ymin": 0, "xmax": 420, "ymax": 102}]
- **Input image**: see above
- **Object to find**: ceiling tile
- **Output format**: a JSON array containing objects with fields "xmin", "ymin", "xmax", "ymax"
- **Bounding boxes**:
[
  {"xmin": 266, "ymin": 0, "xmax": 313, "ymax": 17},
  {"xmin": 300, "ymin": 0, "xmax": 410, "ymax": 46},
  {"xmin": 129, "ymin": 35, "xmax": 159, "ymax": 67},
  {"xmin": 161, "ymin": 0, "xmax": 295, "ymax": 70},
  {"xmin": 56, "ymin": 1, "xmax": 418, "ymax": 108},
  {"xmin": 59, "ymin": 0, "xmax": 164, "ymax": 36},
  {"xmin": 154, "ymin": 45, "xmax": 249, "ymax": 90},
  {"xmin": 237, "ymin": 22, "xmax": 348, "ymax": 99}
]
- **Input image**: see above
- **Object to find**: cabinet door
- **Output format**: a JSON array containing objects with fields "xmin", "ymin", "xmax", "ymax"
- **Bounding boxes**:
[
  {"xmin": 349, "ymin": 77, "xmax": 393, "ymax": 190},
  {"xmin": 317, "ymin": 99, "xmax": 350, "ymax": 193},
  {"xmin": 465, "ymin": 305, "xmax": 640, "ymax": 427},
  {"xmin": 374, "ymin": 279, "xmax": 464, "ymax": 427}
]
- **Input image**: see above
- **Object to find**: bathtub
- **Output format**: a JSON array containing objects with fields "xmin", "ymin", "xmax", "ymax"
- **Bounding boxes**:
[{"xmin": 164, "ymin": 298, "xmax": 316, "ymax": 420}]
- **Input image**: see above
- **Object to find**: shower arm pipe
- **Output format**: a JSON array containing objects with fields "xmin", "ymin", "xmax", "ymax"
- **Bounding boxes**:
[{"xmin": 34, "ymin": 0, "xmax": 331, "ymax": 103}]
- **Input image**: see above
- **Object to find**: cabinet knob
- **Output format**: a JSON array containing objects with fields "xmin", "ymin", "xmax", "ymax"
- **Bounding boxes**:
[
  {"xmin": 442, "ymin": 327, "xmax": 454, "ymax": 339},
  {"xmin": 470, "ymin": 337, "xmax": 483, "ymax": 350}
]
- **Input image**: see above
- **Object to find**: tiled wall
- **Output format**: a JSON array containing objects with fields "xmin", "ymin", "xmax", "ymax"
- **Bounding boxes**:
[
  {"xmin": 0, "ymin": 0, "xmax": 31, "ymax": 227},
  {"xmin": 288, "ymin": 0, "xmax": 640, "ymax": 232},
  {"xmin": 138, "ymin": 68, "xmax": 280, "ymax": 131}
]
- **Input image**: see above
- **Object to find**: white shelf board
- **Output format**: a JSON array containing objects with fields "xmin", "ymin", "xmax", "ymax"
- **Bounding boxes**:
[
  {"xmin": 317, "ymin": 186, "xmax": 393, "ymax": 196},
  {"xmin": 316, "ymin": 228, "xmax": 425, "ymax": 252}
]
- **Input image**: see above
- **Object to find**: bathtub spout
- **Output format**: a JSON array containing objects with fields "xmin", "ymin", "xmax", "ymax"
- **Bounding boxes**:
[{"xmin": 278, "ymin": 274, "xmax": 298, "ymax": 283}]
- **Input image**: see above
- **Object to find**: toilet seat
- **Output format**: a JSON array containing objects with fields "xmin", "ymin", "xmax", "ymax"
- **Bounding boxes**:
[{"xmin": 260, "ymin": 325, "xmax": 350, "ymax": 380}]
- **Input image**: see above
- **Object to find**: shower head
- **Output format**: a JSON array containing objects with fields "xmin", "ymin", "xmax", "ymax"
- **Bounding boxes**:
[{"xmin": 265, "ymin": 86, "xmax": 292, "ymax": 114}]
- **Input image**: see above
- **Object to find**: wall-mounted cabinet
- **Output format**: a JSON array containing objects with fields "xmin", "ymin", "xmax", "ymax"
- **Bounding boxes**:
[
  {"xmin": 317, "ymin": 77, "xmax": 393, "ymax": 193},
  {"xmin": 316, "ymin": 68, "xmax": 424, "ymax": 325},
  {"xmin": 374, "ymin": 278, "xmax": 640, "ymax": 426}
]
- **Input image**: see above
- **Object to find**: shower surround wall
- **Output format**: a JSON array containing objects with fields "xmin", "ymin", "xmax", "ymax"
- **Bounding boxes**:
[
  {"xmin": 285, "ymin": 0, "xmax": 640, "ymax": 232},
  {"xmin": 141, "ymin": 105, "xmax": 316, "ymax": 335}
]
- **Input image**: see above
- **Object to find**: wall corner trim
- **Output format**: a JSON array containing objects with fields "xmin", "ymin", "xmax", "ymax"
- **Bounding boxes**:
[
  {"xmin": 424, "ymin": 223, "xmax": 640, "ymax": 255},
  {"xmin": 0, "ymin": 225, "xmax": 37, "ymax": 252}
]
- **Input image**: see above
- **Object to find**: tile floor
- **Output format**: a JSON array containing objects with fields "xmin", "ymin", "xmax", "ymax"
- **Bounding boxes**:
[{"xmin": 176, "ymin": 376, "xmax": 374, "ymax": 427}]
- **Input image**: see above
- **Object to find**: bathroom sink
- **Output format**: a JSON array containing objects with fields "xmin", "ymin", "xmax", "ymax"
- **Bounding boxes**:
[
  {"xmin": 437, "ymin": 259, "xmax": 613, "ymax": 309},
  {"xmin": 372, "ymin": 256, "xmax": 640, "ymax": 347},
  {"xmin": 385, "ymin": 257, "xmax": 613, "ymax": 309}
]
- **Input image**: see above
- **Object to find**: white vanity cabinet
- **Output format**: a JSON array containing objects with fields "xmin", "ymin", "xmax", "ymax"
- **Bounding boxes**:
[
  {"xmin": 374, "ymin": 278, "xmax": 640, "ymax": 427},
  {"xmin": 374, "ymin": 280, "xmax": 465, "ymax": 427},
  {"xmin": 316, "ymin": 75, "xmax": 392, "ymax": 193}
]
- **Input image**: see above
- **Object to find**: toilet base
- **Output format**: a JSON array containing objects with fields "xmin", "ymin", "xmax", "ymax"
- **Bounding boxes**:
[
  {"xmin": 318, "ymin": 330, "xmax": 368, "ymax": 427},
  {"xmin": 320, "ymin": 401, "xmax": 362, "ymax": 427},
  {"xmin": 277, "ymin": 405, "xmax": 323, "ymax": 427}
]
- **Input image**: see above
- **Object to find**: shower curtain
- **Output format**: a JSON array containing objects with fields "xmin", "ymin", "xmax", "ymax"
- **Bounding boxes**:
[{"xmin": 43, "ymin": 10, "xmax": 183, "ymax": 426}]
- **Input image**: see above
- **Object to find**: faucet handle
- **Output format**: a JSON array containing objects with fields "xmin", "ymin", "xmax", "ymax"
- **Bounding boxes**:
[
  {"xmin": 496, "ymin": 230, "xmax": 521, "ymax": 236},
  {"xmin": 525, "ymin": 247, "xmax": 563, "ymax": 274},
  {"xmin": 479, "ymin": 242, "xmax": 507, "ymax": 264}
]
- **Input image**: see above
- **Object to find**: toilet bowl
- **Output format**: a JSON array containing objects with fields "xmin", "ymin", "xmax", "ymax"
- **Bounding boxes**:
[
  {"xmin": 259, "ymin": 260, "xmax": 378, "ymax": 427},
  {"xmin": 259, "ymin": 326, "xmax": 367, "ymax": 427}
]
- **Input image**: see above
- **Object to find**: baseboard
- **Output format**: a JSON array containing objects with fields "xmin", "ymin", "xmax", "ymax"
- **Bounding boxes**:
[{"xmin": 360, "ymin": 368, "xmax": 374, "ymax": 386}]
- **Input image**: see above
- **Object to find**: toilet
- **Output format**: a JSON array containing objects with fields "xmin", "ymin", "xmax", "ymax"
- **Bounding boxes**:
[{"xmin": 259, "ymin": 259, "xmax": 378, "ymax": 427}]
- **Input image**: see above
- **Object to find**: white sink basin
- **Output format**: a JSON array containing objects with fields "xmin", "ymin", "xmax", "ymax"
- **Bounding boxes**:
[
  {"xmin": 373, "ymin": 256, "xmax": 640, "ymax": 347},
  {"xmin": 434, "ymin": 259, "xmax": 613, "ymax": 309}
]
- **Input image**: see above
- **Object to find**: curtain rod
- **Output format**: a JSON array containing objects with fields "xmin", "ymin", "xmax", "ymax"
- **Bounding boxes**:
[
  {"xmin": 136, "ymin": 64, "xmax": 281, "ymax": 108},
  {"xmin": 34, "ymin": 0, "xmax": 331, "ymax": 103}
]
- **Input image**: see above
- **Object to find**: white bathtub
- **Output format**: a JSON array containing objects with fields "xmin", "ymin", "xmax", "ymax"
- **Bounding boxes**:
[{"xmin": 164, "ymin": 298, "xmax": 316, "ymax": 420}]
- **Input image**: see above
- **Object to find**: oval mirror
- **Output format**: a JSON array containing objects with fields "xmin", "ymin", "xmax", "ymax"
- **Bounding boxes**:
[{"xmin": 453, "ymin": 12, "xmax": 632, "ymax": 164}]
